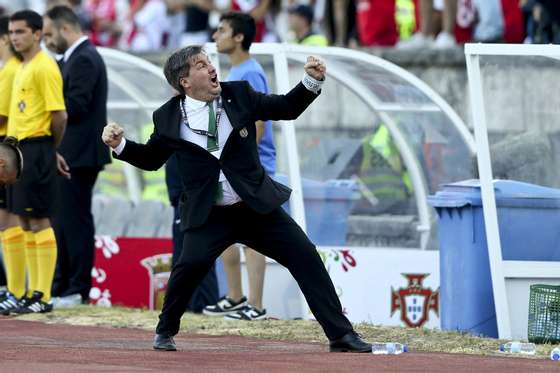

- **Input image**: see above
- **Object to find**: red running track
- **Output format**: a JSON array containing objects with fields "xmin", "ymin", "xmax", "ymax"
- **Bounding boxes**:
[{"xmin": 0, "ymin": 319, "xmax": 557, "ymax": 372}]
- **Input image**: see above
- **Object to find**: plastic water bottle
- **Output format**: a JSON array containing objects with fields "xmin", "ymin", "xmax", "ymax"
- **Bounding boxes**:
[
  {"xmin": 499, "ymin": 341, "xmax": 536, "ymax": 355},
  {"xmin": 550, "ymin": 347, "xmax": 560, "ymax": 361},
  {"xmin": 371, "ymin": 342, "xmax": 408, "ymax": 355}
]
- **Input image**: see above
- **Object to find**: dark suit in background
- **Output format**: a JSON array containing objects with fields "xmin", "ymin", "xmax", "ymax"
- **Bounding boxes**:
[
  {"xmin": 165, "ymin": 154, "xmax": 219, "ymax": 312},
  {"xmin": 117, "ymin": 81, "xmax": 354, "ymax": 341},
  {"xmin": 52, "ymin": 39, "xmax": 111, "ymax": 300}
]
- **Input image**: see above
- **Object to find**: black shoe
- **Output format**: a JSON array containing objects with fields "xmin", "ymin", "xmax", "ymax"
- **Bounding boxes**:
[
  {"xmin": 11, "ymin": 291, "xmax": 53, "ymax": 314},
  {"xmin": 153, "ymin": 334, "xmax": 176, "ymax": 351},
  {"xmin": 329, "ymin": 331, "xmax": 372, "ymax": 353},
  {"xmin": 0, "ymin": 291, "xmax": 20, "ymax": 315}
]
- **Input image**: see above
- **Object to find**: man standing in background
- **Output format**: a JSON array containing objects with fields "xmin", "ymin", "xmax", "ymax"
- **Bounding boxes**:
[
  {"xmin": 4, "ymin": 9, "xmax": 67, "ymax": 314},
  {"xmin": 288, "ymin": 4, "xmax": 328, "ymax": 46},
  {"xmin": 204, "ymin": 12, "xmax": 275, "ymax": 321},
  {"xmin": 43, "ymin": 5, "xmax": 110, "ymax": 307}
]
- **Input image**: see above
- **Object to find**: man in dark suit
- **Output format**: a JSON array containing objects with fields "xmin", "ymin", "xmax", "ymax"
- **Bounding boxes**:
[
  {"xmin": 43, "ymin": 6, "xmax": 111, "ymax": 306},
  {"xmin": 102, "ymin": 46, "xmax": 371, "ymax": 353}
]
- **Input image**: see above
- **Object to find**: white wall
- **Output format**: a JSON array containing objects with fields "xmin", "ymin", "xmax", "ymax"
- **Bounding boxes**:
[{"xmin": 241, "ymin": 247, "xmax": 440, "ymax": 328}]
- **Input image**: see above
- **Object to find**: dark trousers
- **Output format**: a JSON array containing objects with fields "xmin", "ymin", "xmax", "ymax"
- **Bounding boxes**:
[
  {"xmin": 156, "ymin": 203, "xmax": 353, "ymax": 341},
  {"xmin": 0, "ymin": 257, "xmax": 6, "ymax": 287},
  {"xmin": 52, "ymin": 167, "xmax": 101, "ymax": 299},
  {"xmin": 172, "ymin": 206, "xmax": 219, "ymax": 313}
]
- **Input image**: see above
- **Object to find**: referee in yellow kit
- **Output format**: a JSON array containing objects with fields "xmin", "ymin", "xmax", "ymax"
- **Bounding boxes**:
[
  {"xmin": 4, "ymin": 10, "xmax": 67, "ymax": 314},
  {"xmin": 0, "ymin": 15, "xmax": 27, "ymax": 316}
]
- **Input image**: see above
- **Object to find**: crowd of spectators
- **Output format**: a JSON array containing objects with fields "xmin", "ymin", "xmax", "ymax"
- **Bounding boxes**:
[{"xmin": 0, "ymin": 1, "xmax": 557, "ymax": 52}]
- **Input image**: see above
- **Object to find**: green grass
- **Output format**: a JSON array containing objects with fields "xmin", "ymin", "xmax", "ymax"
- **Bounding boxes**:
[{"xmin": 16, "ymin": 306, "xmax": 555, "ymax": 359}]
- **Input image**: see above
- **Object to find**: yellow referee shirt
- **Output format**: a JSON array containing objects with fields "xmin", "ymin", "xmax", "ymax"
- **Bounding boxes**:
[
  {"xmin": 0, "ymin": 56, "xmax": 21, "ymax": 137},
  {"xmin": 8, "ymin": 50, "xmax": 65, "ymax": 140}
]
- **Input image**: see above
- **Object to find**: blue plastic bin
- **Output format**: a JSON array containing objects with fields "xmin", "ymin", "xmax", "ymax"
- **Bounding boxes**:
[
  {"xmin": 428, "ymin": 179, "xmax": 560, "ymax": 338},
  {"xmin": 274, "ymin": 175, "xmax": 359, "ymax": 246}
]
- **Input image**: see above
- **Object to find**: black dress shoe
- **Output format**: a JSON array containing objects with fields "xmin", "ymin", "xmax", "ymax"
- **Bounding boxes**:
[
  {"xmin": 153, "ymin": 334, "xmax": 177, "ymax": 351},
  {"xmin": 329, "ymin": 331, "xmax": 372, "ymax": 353}
]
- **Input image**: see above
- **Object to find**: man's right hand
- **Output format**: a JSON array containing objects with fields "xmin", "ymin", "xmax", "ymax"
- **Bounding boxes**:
[{"xmin": 102, "ymin": 121, "xmax": 124, "ymax": 148}]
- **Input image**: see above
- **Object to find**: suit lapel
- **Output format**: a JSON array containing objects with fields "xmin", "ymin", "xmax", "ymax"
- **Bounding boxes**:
[
  {"xmin": 221, "ymin": 84, "xmax": 245, "ymax": 130},
  {"xmin": 153, "ymin": 96, "xmax": 211, "ymax": 156},
  {"xmin": 61, "ymin": 39, "xmax": 90, "ymax": 76},
  {"xmin": 219, "ymin": 85, "xmax": 253, "ymax": 158}
]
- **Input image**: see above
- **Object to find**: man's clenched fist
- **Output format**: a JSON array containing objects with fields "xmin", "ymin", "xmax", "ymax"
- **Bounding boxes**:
[
  {"xmin": 304, "ymin": 56, "xmax": 326, "ymax": 81},
  {"xmin": 102, "ymin": 122, "xmax": 124, "ymax": 149}
]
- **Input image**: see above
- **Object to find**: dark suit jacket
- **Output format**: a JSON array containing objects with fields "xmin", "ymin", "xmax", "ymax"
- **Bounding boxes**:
[
  {"xmin": 59, "ymin": 39, "xmax": 111, "ymax": 168},
  {"xmin": 116, "ymin": 80, "xmax": 319, "ymax": 230}
]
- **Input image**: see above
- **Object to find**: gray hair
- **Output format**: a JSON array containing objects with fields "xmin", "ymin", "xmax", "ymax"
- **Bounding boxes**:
[{"xmin": 163, "ymin": 45, "xmax": 204, "ymax": 93}]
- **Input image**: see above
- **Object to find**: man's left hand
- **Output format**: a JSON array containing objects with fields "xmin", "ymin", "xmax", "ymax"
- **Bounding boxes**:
[
  {"xmin": 304, "ymin": 56, "xmax": 326, "ymax": 81},
  {"xmin": 56, "ymin": 152, "xmax": 71, "ymax": 179}
]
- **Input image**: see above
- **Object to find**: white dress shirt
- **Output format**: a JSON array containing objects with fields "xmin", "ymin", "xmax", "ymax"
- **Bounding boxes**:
[
  {"xmin": 179, "ymin": 95, "xmax": 241, "ymax": 205},
  {"xmin": 114, "ymin": 73, "xmax": 324, "ymax": 206}
]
